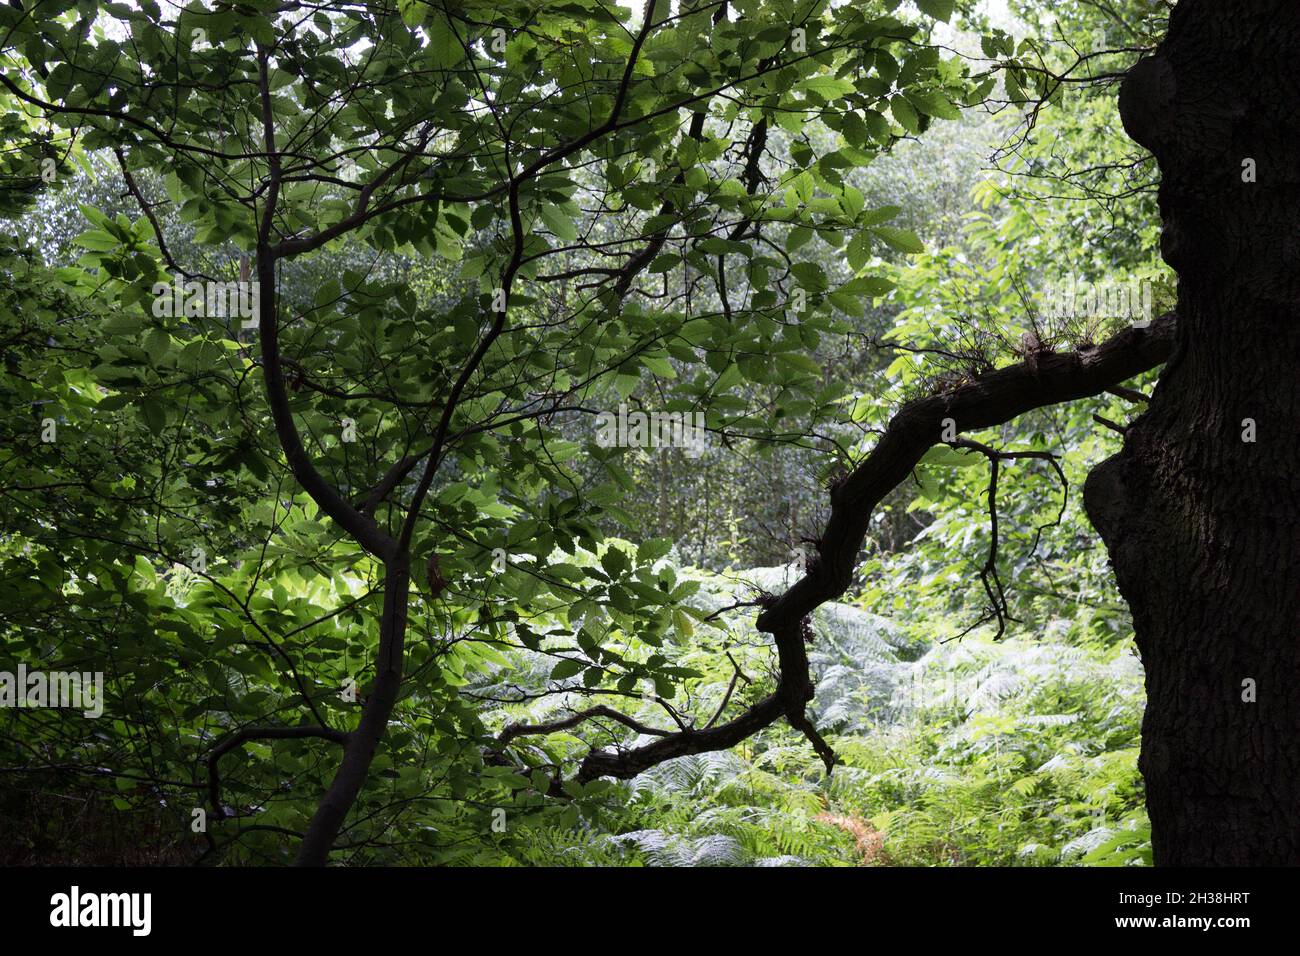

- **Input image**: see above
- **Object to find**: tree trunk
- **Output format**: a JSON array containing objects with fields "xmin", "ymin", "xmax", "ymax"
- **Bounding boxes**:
[
  {"xmin": 294, "ymin": 561, "xmax": 410, "ymax": 866},
  {"xmin": 1085, "ymin": 0, "xmax": 1300, "ymax": 864}
]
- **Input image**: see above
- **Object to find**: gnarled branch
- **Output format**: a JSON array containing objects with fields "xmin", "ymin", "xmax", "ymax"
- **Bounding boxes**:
[{"xmin": 562, "ymin": 314, "xmax": 1177, "ymax": 782}]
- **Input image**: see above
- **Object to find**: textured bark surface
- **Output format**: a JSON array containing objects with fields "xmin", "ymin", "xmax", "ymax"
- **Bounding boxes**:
[{"xmin": 1085, "ymin": 0, "xmax": 1300, "ymax": 865}]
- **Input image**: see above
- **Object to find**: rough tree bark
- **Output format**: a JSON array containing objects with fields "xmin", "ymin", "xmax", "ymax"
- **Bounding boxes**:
[{"xmin": 1084, "ymin": 0, "xmax": 1300, "ymax": 865}]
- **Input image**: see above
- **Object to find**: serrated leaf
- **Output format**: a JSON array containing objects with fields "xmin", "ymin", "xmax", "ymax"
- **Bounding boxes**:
[
  {"xmin": 550, "ymin": 658, "xmax": 584, "ymax": 680},
  {"xmin": 906, "ymin": 90, "xmax": 962, "ymax": 121},
  {"xmin": 890, "ymin": 95, "xmax": 920, "ymax": 133},
  {"xmin": 539, "ymin": 204, "xmax": 578, "ymax": 242},
  {"xmin": 800, "ymin": 75, "xmax": 856, "ymax": 100},
  {"xmin": 143, "ymin": 327, "xmax": 171, "ymax": 365},
  {"xmin": 872, "ymin": 225, "xmax": 925, "ymax": 254}
]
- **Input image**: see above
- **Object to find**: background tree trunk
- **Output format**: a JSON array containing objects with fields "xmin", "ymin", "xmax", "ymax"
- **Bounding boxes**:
[{"xmin": 1085, "ymin": 0, "xmax": 1300, "ymax": 864}]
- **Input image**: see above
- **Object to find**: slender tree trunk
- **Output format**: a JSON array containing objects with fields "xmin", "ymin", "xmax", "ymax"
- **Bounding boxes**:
[
  {"xmin": 1085, "ymin": 0, "xmax": 1300, "ymax": 864},
  {"xmin": 294, "ymin": 560, "xmax": 410, "ymax": 866}
]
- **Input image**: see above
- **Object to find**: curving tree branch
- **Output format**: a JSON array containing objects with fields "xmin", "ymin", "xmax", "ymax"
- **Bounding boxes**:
[
  {"xmin": 209, "ymin": 725, "xmax": 350, "ymax": 821},
  {"xmin": 532, "ymin": 313, "xmax": 1178, "ymax": 782}
]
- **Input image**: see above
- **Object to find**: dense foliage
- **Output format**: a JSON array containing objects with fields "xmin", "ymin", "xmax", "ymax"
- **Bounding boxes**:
[{"xmin": 1, "ymin": 0, "xmax": 1168, "ymax": 865}]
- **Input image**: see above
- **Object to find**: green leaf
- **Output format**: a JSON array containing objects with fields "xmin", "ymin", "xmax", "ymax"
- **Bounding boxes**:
[
  {"xmin": 143, "ymin": 327, "xmax": 171, "ymax": 365},
  {"xmin": 539, "ymin": 204, "xmax": 578, "ymax": 242},
  {"xmin": 398, "ymin": 0, "xmax": 424, "ymax": 26},
  {"xmin": 790, "ymin": 261, "xmax": 829, "ymax": 292},
  {"xmin": 800, "ymin": 75, "xmax": 856, "ymax": 100},
  {"xmin": 840, "ymin": 275, "xmax": 895, "ymax": 296},
  {"xmin": 890, "ymin": 95, "xmax": 920, "ymax": 134},
  {"xmin": 550, "ymin": 659, "xmax": 585, "ymax": 680},
  {"xmin": 872, "ymin": 225, "xmax": 925, "ymax": 254},
  {"xmin": 74, "ymin": 229, "xmax": 119, "ymax": 252},
  {"xmin": 921, "ymin": 446, "xmax": 983, "ymax": 467},
  {"xmin": 640, "ymin": 355, "xmax": 676, "ymax": 378},
  {"xmin": 139, "ymin": 397, "xmax": 166, "ymax": 435},
  {"xmin": 786, "ymin": 226, "xmax": 814, "ymax": 253},
  {"xmin": 860, "ymin": 205, "xmax": 902, "ymax": 226},
  {"xmin": 906, "ymin": 90, "xmax": 962, "ymax": 121},
  {"xmin": 600, "ymin": 546, "xmax": 629, "ymax": 578},
  {"xmin": 638, "ymin": 538, "xmax": 673, "ymax": 563},
  {"xmin": 916, "ymin": 0, "xmax": 957, "ymax": 22},
  {"xmin": 791, "ymin": 171, "xmax": 814, "ymax": 204}
]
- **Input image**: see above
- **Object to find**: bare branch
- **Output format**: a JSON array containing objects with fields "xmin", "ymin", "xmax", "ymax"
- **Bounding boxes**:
[{"xmin": 496, "ymin": 705, "xmax": 671, "ymax": 751}]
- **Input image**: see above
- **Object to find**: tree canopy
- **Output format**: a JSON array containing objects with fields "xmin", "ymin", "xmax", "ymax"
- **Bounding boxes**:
[{"xmin": 0, "ymin": 0, "xmax": 1185, "ymax": 866}]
